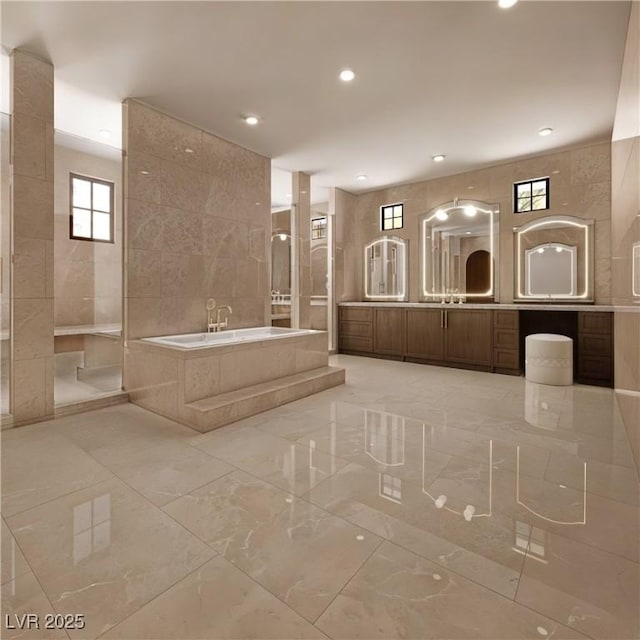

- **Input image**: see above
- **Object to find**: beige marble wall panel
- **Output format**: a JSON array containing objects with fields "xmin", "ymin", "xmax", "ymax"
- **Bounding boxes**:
[
  {"xmin": 13, "ymin": 238, "xmax": 47, "ymax": 299},
  {"xmin": 123, "ymin": 100, "xmax": 270, "ymax": 343},
  {"xmin": 10, "ymin": 50, "xmax": 54, "ymax": 423},
  {"xmin": 12, "ymin": 357, "xmax": 46, "ymax": 422},
  {"xmin": 219, "ymin": 342, "xmax": 297, "ymax": 393},
  {"xmin": 161, "ymin": 253, "xmax": 204, "ymax": 299},
  {"xmin": 183, "ymin": 355, "xmax": 220, "ymax": 403},
  {"xmin": 13, "ymin": 299, "xmax": 54, "ymax": 361},
  {"xmin": 12, "ymin": 52, "xmax": 53, "ymax": 121},
  {"xmin": 53, "ymin": 144, "xmax": 122, "ymax": 330},
  {"xmin": 12, "ymin": 175, "xmax": 53, "ymax": 240},
  {"xmin": 354, "ymin": 142, "xmax": 612, "ymax": 304},
  {"xmin": 615, "ymin": 312, "xmax": 640, "ymax": 393},
  {"xmin": 128, "ymin": 250, "xmax": 162, "ymax": 298},
  {"xmin": 616, "ymin": 391, "xmax": 640, "ymax": 480},
  {"xmin": 123, "ymin": 346, "xmax": 178, "ymax": 418}
]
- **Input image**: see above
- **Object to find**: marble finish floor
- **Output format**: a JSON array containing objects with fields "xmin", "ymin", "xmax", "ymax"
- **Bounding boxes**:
[{"xmin": 1, "ymin": 354, "xmax": 638, "ymax": 639}]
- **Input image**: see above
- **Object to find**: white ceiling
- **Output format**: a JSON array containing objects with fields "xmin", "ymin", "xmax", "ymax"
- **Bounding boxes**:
[{"xmin": 1, "ymin": 1, "xmax": 631, "ymax": 195}]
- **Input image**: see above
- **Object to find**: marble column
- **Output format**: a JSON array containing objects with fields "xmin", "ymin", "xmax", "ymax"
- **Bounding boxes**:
[
  {"xmin": 291, "ymin": 172, "xmax": 311, "ymax": 328},
  {"xmin": 10, "ymin": 50, "xmax": 55, "ymax": 423}
]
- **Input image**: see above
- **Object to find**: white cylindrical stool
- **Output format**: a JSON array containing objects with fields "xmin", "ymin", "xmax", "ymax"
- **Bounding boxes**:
[{"xmin": 525, "ymin": 333, "xmax": 573, "ymax": 386}]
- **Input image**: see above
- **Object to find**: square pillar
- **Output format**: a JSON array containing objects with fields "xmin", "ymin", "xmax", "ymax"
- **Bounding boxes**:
[{"xmin": 10, "ymin": 50, "xmax": 55, "ymax": 423}]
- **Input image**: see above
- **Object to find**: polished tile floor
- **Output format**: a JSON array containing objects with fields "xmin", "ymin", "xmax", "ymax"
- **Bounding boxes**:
[{"xmin": 1, "ymin": 355, "xmax": 638, "ymax": 639}]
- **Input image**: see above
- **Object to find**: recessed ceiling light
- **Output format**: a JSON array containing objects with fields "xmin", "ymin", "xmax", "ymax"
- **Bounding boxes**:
[
  {"xmin": 356, "ymin": 174, "xmax": 368, "ymax": 181},
  {"xmin": 98, "ymin": 129, "xmax": 111, "ymax": 139},
  {"xmin": 339, "ymin": 69, "xmax": 355, "ymax": 82},
  {"xmin": 184, "ymin": 147, "xmax": 194, "ymax": 153},
  {"xmin": 140, "ymin": 170, "xmax": 150, "ymax": 176},
  {"xmin": 432, "ymin": 154, "xmax": 446, "ymax": 162},
  {"xmin": 498, "ymin": 0, "xmax": 518, "ymax": 8},
  {"xmin": 245, "ymin": 115, "xmax": 259, "ymax": 126},
  {"xmin": 538, "ymin": 127, "xmax": 553, "ymax": 137}
]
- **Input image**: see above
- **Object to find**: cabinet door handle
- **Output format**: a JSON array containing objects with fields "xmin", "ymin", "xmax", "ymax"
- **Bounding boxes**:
[
  {"xmin": 441, "ymin": 309, "xmax": 444, "ymax": 329},
  {"xmin": 445, "ymin": 310, "xmax": 448, "ymax": 329}
]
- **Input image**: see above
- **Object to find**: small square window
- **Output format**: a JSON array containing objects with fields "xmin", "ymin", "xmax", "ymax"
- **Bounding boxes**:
[
  {"xmin": 514, "ymin": 178, "xmax": 549, "ymax": 213},
  {"xmin": 381, "ymin": 203, "xmax": 403, "ymax": 230},
  {"xmin": 311, "ymin": 216, "xmax": 327, "ymax": 240},
  {"xmin": 70, "ymin": 173, "xmax": 114, "ymax": 243}
]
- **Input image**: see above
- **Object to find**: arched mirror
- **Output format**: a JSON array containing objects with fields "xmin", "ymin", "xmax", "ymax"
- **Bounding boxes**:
[
  {"xmin": 514, "ymin": 216, "xmax": 594, "ymax": 302},
  {"xmin": 364, "ymin": 236, "xmax": 408, "ymax": 301},
  {"xmin": 420, "ymin": 199, "xmax": 499, "ymax": 301}
]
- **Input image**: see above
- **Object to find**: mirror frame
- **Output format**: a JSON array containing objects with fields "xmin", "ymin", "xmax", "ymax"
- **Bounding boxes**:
[
  {"xmin": 364, "ymin": 236, "xmax": 408, "ymax": 301},
  {"xmin": 419, "ymin": 199, "xmax": 499, "ymax": 301},
  {"xmin": 514, "ymin": 215, "xmax": 594, "ymax": 303},
  {"xmin": 633, "ymin": 241, "xmax": 640, "ymax": 299}
]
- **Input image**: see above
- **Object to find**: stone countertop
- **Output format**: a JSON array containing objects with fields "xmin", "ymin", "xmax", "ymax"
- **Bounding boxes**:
[{"xmin": 339, "ymin": 302, "xmax": 640, "ymax": 312}]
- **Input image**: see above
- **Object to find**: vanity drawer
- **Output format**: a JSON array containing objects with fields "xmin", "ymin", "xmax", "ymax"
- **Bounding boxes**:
[
  {"xmin": 579, "ymin": 355, "xmax": 613, "ymax": 381},
  {"xmin": 494, "ymin": 349, "xmax": 520, "ymax": 371},
  {"xmin": 340, "ymin": 307, "xmax": 373, "ymax": 323},
  {"xmin": 579, "ymin": 333, "xmax": 612, "ymax": 358},
  {"xmin": 578, "ymin": 312, "xmax": 612, "ymax": 335},
  {"xmin": 494, "ymin": 310, "xmax": 519, "ymax": 330},
  {"xmin": 494, "ymin": 328, "xmax": 518, "ymax": 350},
  {"xmin": 339, "ymin": 335, "xmax": 373, "ymax": 353},
  {"xmin": 340, "ymin": 321, "xmax": 372, "ymax": 339}
]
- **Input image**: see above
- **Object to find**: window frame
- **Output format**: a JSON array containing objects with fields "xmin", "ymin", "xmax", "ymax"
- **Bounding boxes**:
[
  {"xmin": 311, "ymin": 216, "xmax": 327, "ymax": 240},
  {"xmin": 380, "ymin": 203, "xmax": 404, "ymax": 231},
  {"xmin": 513, "ymin": 177, "xmax": 550, "ymax": 214},
  {"xmin": 69, "ymin": 172, "xmax": 115, "ymax": 244}
]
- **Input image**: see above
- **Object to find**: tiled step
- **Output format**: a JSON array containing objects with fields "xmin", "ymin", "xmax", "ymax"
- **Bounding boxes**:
[{"xmin": 183, "ymin": 366, "xmax": 345, "ymax": 432}]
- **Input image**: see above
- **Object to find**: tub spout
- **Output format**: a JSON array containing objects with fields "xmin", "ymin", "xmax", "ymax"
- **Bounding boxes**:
[{"xmin": 214, "ymin": 305, "xmax": 232, "ymax": 332}]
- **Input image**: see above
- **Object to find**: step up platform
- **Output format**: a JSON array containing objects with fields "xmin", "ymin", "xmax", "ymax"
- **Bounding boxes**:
[{"xmin": 183, "ymin": 366, "xmax": 345, "ymax": 432}]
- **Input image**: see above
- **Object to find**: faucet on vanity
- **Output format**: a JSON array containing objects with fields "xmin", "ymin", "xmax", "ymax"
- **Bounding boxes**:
[{"xmin": 205, "ymin": 298, "xmax": 233, "ymax": 333}]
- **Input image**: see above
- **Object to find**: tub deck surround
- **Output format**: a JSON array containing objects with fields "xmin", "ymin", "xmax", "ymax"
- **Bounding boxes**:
[{"xmin": 125, "ymin": 327, "xmax": 345, "ymax": 432}]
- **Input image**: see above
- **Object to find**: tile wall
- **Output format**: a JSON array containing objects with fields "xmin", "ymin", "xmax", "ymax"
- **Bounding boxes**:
[
  {"xmin": 54, "ymin": 144, "xmax": 122, "ymax": 327},
  {"xmin": 353, "ymin": 141, "xmax": 612, "ymax": 304},
  {"xmin": 9, "ymin": 50, "xmax": 54, "ymax": 423},
  {"xmin": 123, "ymin": 99, "xmax": 271, "ymax": 340}
]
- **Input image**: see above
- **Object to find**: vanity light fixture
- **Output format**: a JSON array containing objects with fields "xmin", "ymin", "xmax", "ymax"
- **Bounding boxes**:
[
  {"xmin": 339, "ymin": 69, "xmax": 355, "ymax": 82},
  {"xmin": 498, "ymin": 0, "xmax": 518, "ymax": 8},
  {"xmin": 432, "ymin": 154, "xmax": 446, "ymax": 163},
  {"xmin": 537, "ymin": 247, "xmax": 545, "ymax": 254},
  {"xmin": 538, "ymin": 127, "xmax": 553, "ymax": 137},
  {"xmin": 435, "ymin": 209, "xmax": 449, "ymax": 221},
  {"xmin": 244, "ymin": 115, "xmax": 259, "ymax": 126},
  {"xmin": 555, "ymin": 246, "xmax": 563, "ymax": 253},
  {"xmin": 463, "ymin": 205, "xmax": 477, "ymax": 217},
  {"xmin": 98, "ymin": 129, "xmax": 111, "ymax": 139},
  {"xmin": 279, "ymin": 233, "xmax": 287, "ymax": 241}
]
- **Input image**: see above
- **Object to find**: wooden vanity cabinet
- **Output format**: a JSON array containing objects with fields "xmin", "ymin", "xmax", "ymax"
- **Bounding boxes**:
[
  {"xmin": 493, "ymin": 309, "xmax": 520, "ymax": 375},
  {"xmin": 405, "ymin": 308, "xmax": 493, "ymax": 370},
  {"xmin": 577, "ymin": 311, "xmax": 613, "ymax": 386},
  {"xmin": 338, "ymin": 307, "xmax": 373, "ymax": 354},
  {"xmin": 373, "ymin": 308, "xmax": 404, "ymax": 357},
  {"xmin": 444, "ymin": 309, "xmax": 492, "ymax": 368},
  {"xmin": 405, "ymin": 309, "xmax": 444, "ymax": 362},
  {"xmin": 338, "ymin": 305, "xmax": 613, "ymax": 387}
]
